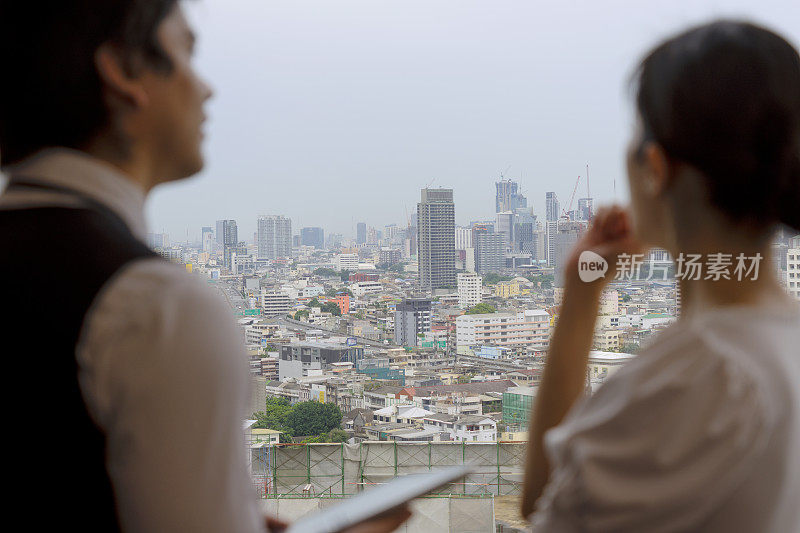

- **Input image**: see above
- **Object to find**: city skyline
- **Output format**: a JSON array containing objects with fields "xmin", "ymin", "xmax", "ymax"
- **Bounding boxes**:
[{"xmin": 144, "ymin": 0, "xmax": 800, "ymax": 241}]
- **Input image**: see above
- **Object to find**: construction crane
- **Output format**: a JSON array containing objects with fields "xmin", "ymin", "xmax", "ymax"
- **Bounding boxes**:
[{"xmin": 561, "ymin": 175, "xmax": 581, "ymax": 218}]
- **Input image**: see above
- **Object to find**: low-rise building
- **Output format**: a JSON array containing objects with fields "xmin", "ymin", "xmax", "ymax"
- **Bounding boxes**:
[
  {"xmin": 422, "ymin": 414, "xmax": 497, "ymax": 442},
  {"xmin": 502, "ymin": 386, "xmax": 537, "ymax": 429}
]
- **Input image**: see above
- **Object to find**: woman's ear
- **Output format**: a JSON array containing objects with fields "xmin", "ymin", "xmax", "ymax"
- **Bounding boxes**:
[{"xmin": 643, "ymin": 142, "xmax": 671, "ymax": 196}]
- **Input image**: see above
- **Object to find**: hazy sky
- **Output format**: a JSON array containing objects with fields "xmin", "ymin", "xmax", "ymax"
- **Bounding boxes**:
[{"xmin": 146, "ymin": 0, "xmax": 800, "ymax": 242}]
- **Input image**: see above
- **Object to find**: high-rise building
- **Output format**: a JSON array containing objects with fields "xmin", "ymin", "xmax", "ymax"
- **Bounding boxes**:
[
  {"xmin": 496, "ymin": 179, "xmax": 527, "ymax": 213},
  {"xmin": 146, "ymin": 232, "xmax": 169, "ymax": 249},
  {"xmin": 216, "ymin": 219, "xmax": 238, "ymax": 269},
  {"xmin": 545, "ymin": 220, "xmax": 558, "ymax": 267},
  {"xmin": 788, "ymin": 246, "xmax": 800, "ymax": 300},
  {"xmin": 257, "ymin": 216, "xmax": 292, "ymax": 259},
  {"xmin": 356, "ymin": 222, "xmax": 367, "ymax": 245},
  {"xmin": 367, "ymin": 226, "xmax": 379, "ymax": 245},
  {"xmin": 301, "ymin": 227, "xmax": 325, "ymax": 249},
  {"xmin": 417, "ymin": 188, "xmax": 456, "ymax": 290},
  {"xmin": 545, "ymin": 192, "xmax": 560, "ymax": 222},
  {"xmin": 326, "ymin": 233, "xmax": 343, "ymax": 249},
  {"xmin": 577, "ymin": 198, "xmax": 594, "ymax": 221},
  {"xmin": 455, "ymin": 226, "xmax": 473, "ymax": 250},
  {"xmin": 201, "ymin": 226, "xmax": 214, "ymax": 253},
  {"xmin": 457, "ymin": 272, "xmax": 482, "ymax": 309},
  {"xmin": 474, "ymin": 230, "xmax": 505, "ymax": 274},
  {"xmin": 394, "ymin": 297, "xmax": 432, "ymax": 347},
  {"xmin": 379, "ymin": 248, "xmax": 402, "ymax": 265},
  {"xmin": 495, "ymin": 211, "xmax": 515, "ymax": 247},
  {"xmin": 553, "ymin": 220, "xmax": 585, "ymax": 286},
  {"xmin": 514, "ymin": 222, "xmax": 535, "ymax": 255}
]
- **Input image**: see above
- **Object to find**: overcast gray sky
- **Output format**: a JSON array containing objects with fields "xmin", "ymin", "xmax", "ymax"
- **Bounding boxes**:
[{"xmin": 146, "ymin": 0, "xmax": 800, "ymax": 242}]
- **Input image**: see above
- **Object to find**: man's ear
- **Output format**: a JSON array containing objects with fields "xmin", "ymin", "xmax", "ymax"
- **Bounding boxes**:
[
  {"xmin": 643, "ymin": 142, "xmax": 672, "ymax": 196},
  {"xmin": 94, "ymin": 44, "xmax": 149, "ymax": 109}
]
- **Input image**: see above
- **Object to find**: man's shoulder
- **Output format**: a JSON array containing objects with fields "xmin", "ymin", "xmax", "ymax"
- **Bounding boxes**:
[{"xmin": 95, "ymin": 257, "xmax": 233, "ymax": 328}]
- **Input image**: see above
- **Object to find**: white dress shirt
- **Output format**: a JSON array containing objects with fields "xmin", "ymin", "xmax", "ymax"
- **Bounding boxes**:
[
  {"xmin": 1, "ymin": 149, "xmax": 265, "ymax": 532},
  {"xmin": 530, "ymin": 297, "xmax": 800, "ymax": 532}
]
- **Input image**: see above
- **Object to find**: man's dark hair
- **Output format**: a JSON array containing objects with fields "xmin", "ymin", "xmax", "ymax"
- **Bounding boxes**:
[
  {"xmin": 0, "ymin": 0, "xmax": 179, "ymax": 167},
  {"xmin": 632, "ymin": 20, "xmax": 800, "ymax": 232}
]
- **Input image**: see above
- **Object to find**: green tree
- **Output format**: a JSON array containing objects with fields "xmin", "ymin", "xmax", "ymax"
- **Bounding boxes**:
[
  {"xmin": 313, "ymin": 267, "xmax": 339, "ymax": 278},
  {"xmin": 326, "ymin": 429, "xmax": 349, "ymax": 443},
  {"xmin": 302, "ymin": 428, "xmax": 349, "ymax": 443},
  {"xmin": 339, "ymin": 270, "xmax": 352, "ymax": 282},
  {"xmin": 252, "ymin": 397, "xmax": 293, "ymax": 437},
  {"xmin": 481, "ymin": 273, "xmax": 513, "ymax": 285},
  {"xmin": 286, "ymin": 401, "xmax": 343, "ymax": 437},
  {"xmin": 527, "ymin": 273, "xmax": 554, "ymax": 289},
  {"xmin": 465, "ymin": 303, "xmax": 497, "ymax": 315},
  {"xmin": 294, "ymin": 309, "xmax": 310, "ymax": 321},
  {"xmin": 320, "ymin": 302, "xmax": 342, "ymax": 316}
]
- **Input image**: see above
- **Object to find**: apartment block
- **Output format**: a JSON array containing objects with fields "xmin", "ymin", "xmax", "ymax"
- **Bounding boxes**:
[
  {"xmin": 457, "ymin": 272, "xmax": 482, "ymax": 309},
  {"xmin": 456, "ymin": 309, "xmax": 550, "ymax": 351}
]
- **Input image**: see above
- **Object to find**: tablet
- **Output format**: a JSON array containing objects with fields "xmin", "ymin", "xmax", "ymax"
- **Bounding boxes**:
[{"xmin": 285, "ymin": 465, "xmax": 473, "ymax": 533}]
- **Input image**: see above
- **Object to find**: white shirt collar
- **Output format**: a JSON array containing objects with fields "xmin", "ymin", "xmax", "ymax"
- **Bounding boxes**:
[{"xmin": 6, "ymin": 148, "xmax": 149, "ymax": 240}]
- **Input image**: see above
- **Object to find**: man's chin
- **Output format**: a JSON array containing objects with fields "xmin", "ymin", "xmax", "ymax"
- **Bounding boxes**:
[{"xmin": 157, "ymin": 153, "xmax": 205, "ymax": 186}]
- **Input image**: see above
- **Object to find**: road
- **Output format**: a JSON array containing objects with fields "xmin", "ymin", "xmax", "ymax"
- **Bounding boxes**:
[{"xmin": 215, "ymin": 280, "xmax": 248, "ymax": 311}]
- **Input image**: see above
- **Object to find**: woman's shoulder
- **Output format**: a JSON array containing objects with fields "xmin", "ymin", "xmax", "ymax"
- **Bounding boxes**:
[{"xmin": 599, "ymin": 305, "xmax": 800, "ymax": 425}]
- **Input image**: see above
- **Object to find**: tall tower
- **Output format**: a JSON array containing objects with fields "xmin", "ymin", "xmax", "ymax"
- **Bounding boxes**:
[
  {"xmin": 417, "ymin": 188, "xmax": 456, "ymax": 290},
  {"xmin": 258, "ymin": 216, "xmax": 292, "ymax": 259},
  {"xmin": 577, "ymin": 198, "xmax": 594, "ymax": 221},
  {"xmin": 545, "ymin": 192, "xmax": 560, "ymax": 222},
  {"xmin": 356, "ymin": 222, "xmax": 367, "ymax": 245},
  {"xmin": 201, "ymin": 226, "xmax": 214, "ymax": 253},
  {"xmin": 496, "ymin": 178, "xmax": 527, "ymax": 213},
  {"xmin": 301, "ymin": 227, "xmax": 325, "ymax": 249},
  {"xmin": 216, "ymin": 219, "xmax": 237, "ymax": 269}
]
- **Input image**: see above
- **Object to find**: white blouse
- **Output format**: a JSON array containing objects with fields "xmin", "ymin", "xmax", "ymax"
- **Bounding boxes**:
[{"xmin": 530, "ymin": 297, "xmax": 800, "ymax": 532}]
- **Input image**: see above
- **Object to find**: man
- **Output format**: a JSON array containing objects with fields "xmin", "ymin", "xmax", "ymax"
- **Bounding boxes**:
[{"xmin": 0, "ymin": 2, "xmax": 408, "ymax": 531}]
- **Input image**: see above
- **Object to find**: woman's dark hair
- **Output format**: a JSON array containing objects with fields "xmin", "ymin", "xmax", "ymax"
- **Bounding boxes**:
[
  {"xmin": 633, "ymin": 20, "xmax": 800, "ymax": 232},
  {"xmin": 0, "ymin": 0, "xmax": 179, "ymax": 167}
]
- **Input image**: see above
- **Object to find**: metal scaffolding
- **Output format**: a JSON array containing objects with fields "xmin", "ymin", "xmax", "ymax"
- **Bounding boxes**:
[{"xmin": 252, "ymin": 441, "xmax": 526, "ymax": 498}]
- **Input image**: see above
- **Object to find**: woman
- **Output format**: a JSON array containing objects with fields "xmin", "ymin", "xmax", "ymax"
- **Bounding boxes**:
[{"xmin": 522, "ymin": 20, "xmax": 800, "ymax": 532}]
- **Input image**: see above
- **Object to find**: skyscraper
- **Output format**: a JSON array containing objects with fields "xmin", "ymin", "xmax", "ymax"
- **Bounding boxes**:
[
  {"xmin": 474, "ymin": 230, "xmax": 505, "ymax": 274},
  {"xmin": 301, "ymin": 227, "xmax": 325, "ymax": 249},
  {"xmin": 495, "ymin": 211, "xmax": 515, "ymax": 247},
  {"xmin": 496, "ymin": 179, "xmax": 527, "ymax": 213},
  {"xmin": 553, "ymin": 220, "xmax": 585, "ymax": 286},
  {"xmin": 257, "ymin": 216, "xmax": 292, "ymax": 259},
  {"xmin": 545, "ymin": 192, "xmax": 560, "ymax": 222},
  {"xmin": 216, "ymin": 219, "xmax": 238, "ymax": 269},
  {"xmin": 201, "ymin": 226, "xmax": 214, "ymax": 253},
  {"xmin": 417, "ymin": 188, "xmax": 456, "ymax": 290},
  {"xmin": 577, "ymin": 198, "xmax": 594, "ymax": 221},
  {"xmin": 356, "ymin": 222, "xmax": 367, "ymax": 245},
  {"xmin": 455, "ymin": 226, "xmax": 473, "ymax": 250}
]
